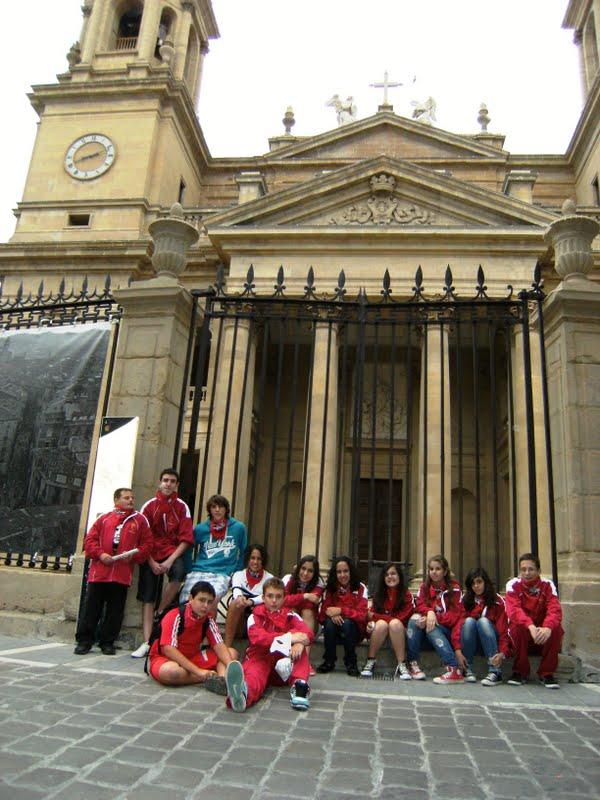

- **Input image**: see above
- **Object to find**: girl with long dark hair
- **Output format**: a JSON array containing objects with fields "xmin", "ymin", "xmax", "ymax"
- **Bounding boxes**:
[{"xmin": 283, "ymin": 555, "xmax": 324, "ymax": 674}]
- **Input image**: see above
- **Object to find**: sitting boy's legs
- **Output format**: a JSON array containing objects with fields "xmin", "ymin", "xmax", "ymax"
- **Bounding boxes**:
[
  {"xmin": 236, "ymin": 655, "xmax": 272, "ymax": 709},
  {"xmin": 510, "ymin": 625, "xmax": 532, "ymax": 678},
  {"xmin": 538, "ymin": 626, "xmax": 563, "ymax": 678}
]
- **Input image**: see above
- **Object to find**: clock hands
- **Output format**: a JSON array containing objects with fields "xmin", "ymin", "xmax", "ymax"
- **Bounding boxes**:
[{"xmin": 74, "ymin": 149, "xmax": 104, "ymax": 165}]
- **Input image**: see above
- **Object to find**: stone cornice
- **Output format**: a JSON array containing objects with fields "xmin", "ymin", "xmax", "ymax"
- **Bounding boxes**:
[{"xmin": 565, "ymin": 71, "xmax": 600, "ymax": 172}]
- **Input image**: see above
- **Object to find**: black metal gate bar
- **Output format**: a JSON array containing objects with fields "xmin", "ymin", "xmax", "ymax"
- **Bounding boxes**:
[
  {"xmin": 387, "ymin": 319, "xmax": 397, "ymax": 562},
  {"xmin": 505, "ymin": 328, "xmax": 519, "ymax": 577},
  {"xmin": 368, "ymin": 324, "xmax": 380, "ymax": 566},
  {"xmin": 333, "ymin": 324, "xmax": 349, "ymax": 560},
  {"xmin": 421, "ymin": 323, "xmax": 428, "ymax": 573},
  {"xmin": 196, "ymin": 313, "xmax": 224, "ymax": 515},
  {"xmin": 489, "ymin": 321, "xmax": 500, "ymax": 586},
  {"xmin": 173, "ymin": 292, "xmax": 198, "ymax": 469},
  {"xmin": 298, "ymin": 322, "xmax": 316, "ymax": 559},
  {"xmin": 440, "ymin": 318, "xmax": 446, "ymax": 555},
  {"xmin": 231, "ymin": 318, "xmax": 254, "ymax": 515},
  {"xmin": 520, "ymin": 293, "xmax": 539, "ymax": 556},
  {"xmin": 187, "ymin": 301, "xmax": 211, "ymax": 456},
  {"xmin": 455, "ymin": 317, "xmax": 464, "ymax": 575},
  {"xmin": 278, "ymin": 321, "xmax": 301, "ymax": 575},
  {"xmin": 217, "ymin": 315, "xmax": 240, "ymax": 492},
  {"xmin": 264, "ymin": 320, "xmax": 286, "ymax": 552},
  {"xmin": 350, "ymin": 297, "xmax": 367, "ymax": 561},
  {"xmin": 247, "ymin": 319, "xmax": 270, "ymax": 535},
  {"xmin": 402, "ymin": 321, "xmax": 413, "ymax": 565},
  {"xmin": 471, "ymin": 318, "xmax": 482, "ymax": 565}
]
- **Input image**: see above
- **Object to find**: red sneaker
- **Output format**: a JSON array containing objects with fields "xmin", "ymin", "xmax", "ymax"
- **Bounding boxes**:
[
  {"xmin": 309, "ymin": 665, "xmax": 316, "ymax": 677},
  {"xmin": 433, "ymin": 666, "xmax": 464, "ymax": 684}
]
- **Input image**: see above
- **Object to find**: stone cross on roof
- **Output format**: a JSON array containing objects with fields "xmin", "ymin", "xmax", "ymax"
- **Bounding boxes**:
[{"xmin": 370, "ymin": 70, "xmax": 403, "ymax": 111}]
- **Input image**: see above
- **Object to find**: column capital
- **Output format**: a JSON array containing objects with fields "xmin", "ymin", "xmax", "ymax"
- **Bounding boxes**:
[{"xmin": 544, "ymin": 200, "xmax": 600, "ymax": 286}]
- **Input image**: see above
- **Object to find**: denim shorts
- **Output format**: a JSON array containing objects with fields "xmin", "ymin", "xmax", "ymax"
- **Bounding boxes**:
[{"xmin": 179, "ymin": 571, "xmax": 231, "ymax": 602}]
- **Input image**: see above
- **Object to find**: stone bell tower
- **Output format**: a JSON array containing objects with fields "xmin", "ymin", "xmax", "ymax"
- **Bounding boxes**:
[{"xmin": 8, "ymin": 0, "xmax": 218, "ymax": 283}]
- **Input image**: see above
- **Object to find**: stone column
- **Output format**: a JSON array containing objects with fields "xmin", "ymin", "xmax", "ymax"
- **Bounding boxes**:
[
  {"xmin": 108, "ymin": 204, "xmax": 198, "ymax": 502},
  {"xmin": 543, "ymin": 203, "xmax": 600, "ymax": 662},
  {"xmin": 201, "ymin": 317, "xmax": 256, "ymax": 520},
  {"xmin": 193, "ymin": 42, "xmax": 210, "ymax": 108},
  {"xmin": 173, "ymin": 2, "xmax": 192, "ymax": 80},
  {"xmin": 416, "ymin": 325, "xmax": 451, "ymax": 564},
  {"xmin": 80, "ymin": 0, "xmax": 105, "ymax": 62},
  {"xmin": 137, "ymin": 0, "xmax": 162, "ymax": 61},
  {"xmin": 301, "ymin": 322, "xmax": 339, "ymax": 568}
]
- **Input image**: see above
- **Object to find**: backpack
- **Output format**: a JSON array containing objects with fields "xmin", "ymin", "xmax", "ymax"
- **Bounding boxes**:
[{"xmin": 143, "ymin": 602, "xmax": 210, "ymax": 675}]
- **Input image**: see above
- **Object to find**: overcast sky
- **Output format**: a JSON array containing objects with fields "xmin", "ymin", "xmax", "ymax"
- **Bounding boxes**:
[{"xmin": 0, "ymin": 0, "xmax": 581, "ymax": 243}]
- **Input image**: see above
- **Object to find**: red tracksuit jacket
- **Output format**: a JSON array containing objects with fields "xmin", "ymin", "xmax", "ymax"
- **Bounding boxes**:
[
  {"xmin": 282, "ymin": 574, "xmax": 324, "ymax": 612},
  {"xmin": 245, "ymin": 604, "xmax": 315, "ymax": 659},
  {"xmin": 415, "ymin": 580, "xmax": 465, "ymax": 648},
  {"xmin": 370, "ymin": 587, "xmax": 415, "ymax": 626},
  {"xmin": 85, "ymin": 508, "xmax": 152, "ymax": 586},
  {"xmin": 141, "ymin": 492, "xmax": 194, "ymax": 562},
  {"xmin": 459, "ymin": 595, "xmax": 511, "ymax": 657},
  {"xmin": 319, "ymin": 582, "xmax": 369, "ymax": 638},
  {"xmin": 505, "ymin": 576, "xmax": 562, "ymax": 631}
]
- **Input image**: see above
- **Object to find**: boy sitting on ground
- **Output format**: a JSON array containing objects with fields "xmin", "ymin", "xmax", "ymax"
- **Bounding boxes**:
[
  {"xmin": 224, "ymin": 577, "xmax": 314, "ymax": 712},
  {"xmin": 148, "ymin": 580, "xmax": 237, "ymax": 692}
]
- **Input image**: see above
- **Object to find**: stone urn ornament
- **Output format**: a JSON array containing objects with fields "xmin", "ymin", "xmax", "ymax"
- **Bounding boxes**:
[
  {"xmin": 148, "ymin": 203, "xmax": 199, "ymax": 281},
  {"xmin": 544, "ymin": 199, "xmax": 600, "ymax": 283}
]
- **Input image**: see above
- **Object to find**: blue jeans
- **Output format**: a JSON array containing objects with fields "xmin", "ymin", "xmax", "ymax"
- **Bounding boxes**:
[
  {"xmin": 460, "ymin": 616, "xmax": 501, "ymax": 675},
  {"xmin": 406, "ymin": 619, "xmax": 457, "ymax": 667},
  {"xmin": 323, "ymin": 618, "xmax": 359, "ymax": 667}
]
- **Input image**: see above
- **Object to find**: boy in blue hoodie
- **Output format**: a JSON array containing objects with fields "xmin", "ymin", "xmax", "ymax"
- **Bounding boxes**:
[{"xmin": 180, "ymin": 494, "xmax": 247, "ymax": 608}]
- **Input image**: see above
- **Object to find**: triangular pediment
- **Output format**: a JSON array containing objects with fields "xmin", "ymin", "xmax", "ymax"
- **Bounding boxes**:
[
  {"xmin": 267, "ymin": 111, "xmax": 505, "ymax": 162},
  {"xmin": 206, "ymin": 156, "xmax": 557, "ymax": 231}
]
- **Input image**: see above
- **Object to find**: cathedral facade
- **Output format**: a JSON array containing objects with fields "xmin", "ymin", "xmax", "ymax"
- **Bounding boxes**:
[{"xmin": 0, "ymin": 0, "xmax": 599, "ymax": 665}]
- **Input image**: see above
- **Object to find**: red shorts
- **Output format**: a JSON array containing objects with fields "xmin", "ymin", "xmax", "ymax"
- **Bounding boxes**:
[{"xmin": 149, "ymin": 648, "xmax": 218, "ymax": 683}]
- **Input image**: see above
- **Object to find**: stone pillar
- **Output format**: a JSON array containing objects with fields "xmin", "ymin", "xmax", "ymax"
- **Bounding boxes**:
[
  {"xmin": 173, "ymin": 2, "xmax": 192, "ymax": 80},
  {"xmin": 137, "ymin": 0, "xmax": 162, "ymax": 61},
  {"xmin": 542, "ymin": 204, "xmax": 600, "ymax": 663},
  {"xmin": 416, "ymin": 325, "xmax": 451, "ymax": 564},
  {"xmin": 108, "ymin": 204, "xmax": 198, "ymax": 502},
  {"xmin": 193, "ymin": 42, "xmax": 210, "ymax": 108},
  {"xmin": 201, "ymin": 318, "xmax": 256, "ymax": 520},
  {"xmin": 502, "ymin": 170, "xmax": 538, "ymax": 204},
  {"xmin": 80, "ymin": 0, "xmax": 105, "ymax": 62},
  {"xmin": 301, "ymin": 322, "xmax": 339, "ymax": 568},
  {"xmin": 235, "ymin": 172, "xmax": 267, "ymax": 204},
  {"xmin": 573, "ymin": 29, "xmax": 588, "ymax": 99}
]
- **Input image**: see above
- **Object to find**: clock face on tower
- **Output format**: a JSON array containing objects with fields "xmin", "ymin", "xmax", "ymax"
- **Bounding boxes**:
[{"xmin": 64, "ymin": 134, "xmax": 116, "ymax": 180}]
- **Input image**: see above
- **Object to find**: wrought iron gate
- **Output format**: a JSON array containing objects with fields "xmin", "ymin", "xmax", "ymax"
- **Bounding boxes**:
[{"xmin": 182, "ymin": 264, "xmax": 556, "ymax": 587}]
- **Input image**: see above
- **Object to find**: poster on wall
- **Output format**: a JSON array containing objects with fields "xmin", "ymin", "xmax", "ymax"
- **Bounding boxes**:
[
  {"xmin": 0, "ymin": 323, "xmax": 110, "ymax": 556},
  {"xmin": 86, "ymin": 416, "xmax": 138, "ymax": 530}
]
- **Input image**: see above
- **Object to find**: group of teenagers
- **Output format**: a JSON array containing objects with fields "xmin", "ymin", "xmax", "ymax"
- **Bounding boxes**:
[{"xmin": 74, "ymin": 468, "xmax": 564, "ymax": 714}]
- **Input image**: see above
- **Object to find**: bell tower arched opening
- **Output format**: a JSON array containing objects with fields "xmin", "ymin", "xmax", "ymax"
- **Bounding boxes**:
[{"xmin": 109, "ymin": 1, "xmax": 144, "ymax": 51}]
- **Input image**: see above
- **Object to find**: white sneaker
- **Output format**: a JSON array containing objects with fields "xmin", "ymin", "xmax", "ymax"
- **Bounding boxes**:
[
  {"xmin": 395, "ymin": 662, "xmax": 412, "ymax": 681},
  {"xmin": 226, "ymin": 661, "xmax": 247, "ymax": 713},
  {"xmin": 131, "ymin": 642, "xmax": 150, "ymax": 658},
  {"xmin": 464, "ymin": 668, "xmax": 477, "ymax": 683},
  {"xmin": 481, "ymin": 672, "xmax": 502, "ymax": 686},
  {"xmin": 275, "ymin": 657, "xmax": 293, "ymax": 682},
  {"xmin": 408, "ymin": 660, "xmax": 426, "ymax": 680}
]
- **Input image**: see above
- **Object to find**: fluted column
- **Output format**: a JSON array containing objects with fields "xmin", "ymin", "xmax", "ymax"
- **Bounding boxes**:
[
  {"xmin": 301, "ymin": 322, "xmax": 339, "ymax": 567},
  {"xmin": 173, "ymin": 2, "xmax": 193, "ymax": 80},
  {"xmin": 201, "ymin": 318, "xmax": 256, "ymax": 520},
  {"xmin": 81, "ymin": 0, "xmax": 106, "ymax": 62},
  {"xmin": 416, "ymin": 325, "xmax": 451, "ymax": 565},
  {"xmin": 137, "ymin": 0, "xmax": 162, "ymax": 60}
]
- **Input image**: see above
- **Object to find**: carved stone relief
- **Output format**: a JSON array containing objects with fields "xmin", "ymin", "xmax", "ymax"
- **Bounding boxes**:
[
  {"xmin": 330, "ymin": 173, "xmax": 435, "ymax": 226},
  {"xmin": 354, "ymin": 367, "xmax": 408, "ymax": 440}
]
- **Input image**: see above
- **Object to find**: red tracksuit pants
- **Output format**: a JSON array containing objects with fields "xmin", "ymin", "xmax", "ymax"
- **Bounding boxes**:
[
  {"xmin": 510, "ymin": 624, "xmax": 563, "ymax": 677},
  {"xmin": 243, "ymin": 650, "xmax": 310, "ymax": 708}
]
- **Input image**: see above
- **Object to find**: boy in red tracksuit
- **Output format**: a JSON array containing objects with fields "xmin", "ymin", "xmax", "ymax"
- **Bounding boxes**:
[
  {"xmin": 132, "ymin": 469, "xmax": 194, "ymax": 658},
  {"xmin": 224, "ymin": 577, "xmax": 314, "ymax": 712},
  {"xmin": 505, "ymin": 553, "xmax": 563, "ymax": 689},
  {"xmin": 74, "ymin": 488, "xmax": 152, "ymax": 655}
]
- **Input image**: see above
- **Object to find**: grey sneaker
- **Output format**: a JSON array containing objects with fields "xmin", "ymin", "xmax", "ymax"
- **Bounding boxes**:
[
  {"xmin": 225, "ymin": 661, "xmax": 247, "ymax": 712},
  {"xmin": 360, "ymin": 658, "xmax": 376, "ymax": 678},
  {"xmin": 464, "ymin": 668, "xmax": 477, "ymax": 683},
  {"xmin": 203, "ymin": 675, "xmax": 227, "ymax": 696}
]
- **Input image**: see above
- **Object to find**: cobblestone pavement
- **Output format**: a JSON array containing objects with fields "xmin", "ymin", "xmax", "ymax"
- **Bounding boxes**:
[{"xmin": 0, "ymin": 635, "xmax": 599, "ymax": 800}]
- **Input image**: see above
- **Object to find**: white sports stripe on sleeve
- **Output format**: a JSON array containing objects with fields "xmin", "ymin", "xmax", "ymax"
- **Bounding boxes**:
[
  {"xmin": 246, "ymin": 613, "xmax": 256, "ymax": 630},
  {"xmin": 207, "ymin": 617, "xmax": 223, "ymax": 645},
  {"xmin": 140, "ymin": 499, "xmax": 153, "ymax": 514},
  {"xmin": 179, "ymin": 499, "xmax": 191, "ymax": 518},
  {"xmin": 543, "ymin": 578, "xmax": 559, "ymax": 596},
  {"xmin": 170, "ymin": 612, "xmax": 181, "ymax": 648},
  {"xmin": 505, "ymin": 577, "xmax": 519, "ymax": 594}
]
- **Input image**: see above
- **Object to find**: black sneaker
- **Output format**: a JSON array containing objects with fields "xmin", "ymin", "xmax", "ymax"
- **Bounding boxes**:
[
  {"xmin": 290, "ymin": 680, "xmax": 310, "ymax": 710},
  {"xmin": 100, "ymin": 644, "xmax": 116, "ymax": 655},
  {"xmin": 507, "ymin": 672, "xmax": 525, "ymax": 686},
  {"xmin": 73, "ymin": 643, "xmax": 91, "ymax": 655},
  {"xmin": 541, "ymin": 675, "xmax": 560, "ymax": 690},
  {"xmin": 346, "ymin": 663, "xmax": 360, "ymax": 677},
  {"xmin": 316, "ymin": 661, "xmax": 335, "ymax": 673}
]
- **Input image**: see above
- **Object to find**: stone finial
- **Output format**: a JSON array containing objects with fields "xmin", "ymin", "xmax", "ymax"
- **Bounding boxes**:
[
  {"xmin": 148, "ymin": 204, "xmax": 199, "ymax": 281},
  {"xmin": 544, "ymin": 202, "xmax": 599, "ymax": 284},
  {"xmin": 67, "ymin": 42, "xmax": 82, "ymax": 69},
  {"xmin": 477, "ymin": 103, "xmax": 490, "ymax": 131},
  {"xmin": 283, "ymin": 106, "xmax": 296, "ymax": 135}
]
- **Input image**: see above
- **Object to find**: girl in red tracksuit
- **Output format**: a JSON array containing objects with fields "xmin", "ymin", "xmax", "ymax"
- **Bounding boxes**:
[
  {"xmin": 406, "ymin": 554, "xmax": 465, "ymax": 684},
  {"xmin": 317, "ymin": 556, "xmax": 368, "ymax": 676},
  {"xmin": 283, "ymin": 555, "xmax": 324, "ymax": 674},
  {"xmin": 458, "ymin": 567, "xmax": 510, "ymax": 686},
  {"xmin": 360, "ymin": 561, "xmax": 414, "ymax": 679}
]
